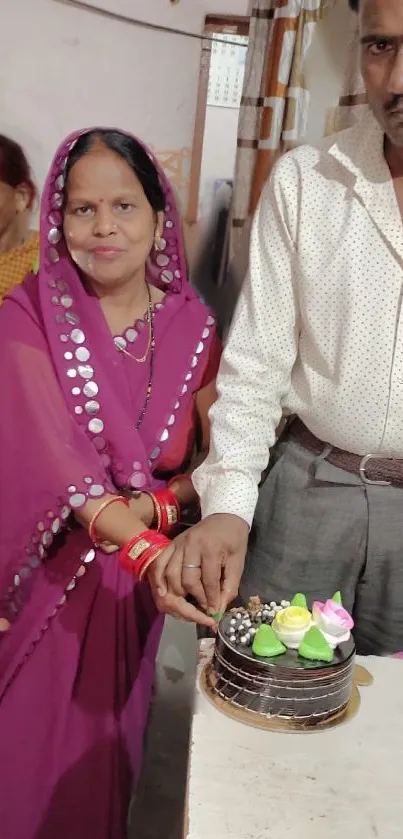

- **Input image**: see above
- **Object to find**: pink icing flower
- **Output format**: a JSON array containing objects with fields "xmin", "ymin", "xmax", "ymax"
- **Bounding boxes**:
[{"xmin": 312, "ymin": 599, "xmax": 354, "ymax": 645}]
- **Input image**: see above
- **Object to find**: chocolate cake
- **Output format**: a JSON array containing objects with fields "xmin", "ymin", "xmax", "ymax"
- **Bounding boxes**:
[{"xmin": 207, "ymin": 593, "xmax": 356, "ymax": 727}]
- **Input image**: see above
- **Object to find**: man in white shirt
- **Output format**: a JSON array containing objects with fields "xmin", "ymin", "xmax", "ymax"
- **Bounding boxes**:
[{"xmin": 155, "ymin": 0, "xmax": 403, "ymax": 653}]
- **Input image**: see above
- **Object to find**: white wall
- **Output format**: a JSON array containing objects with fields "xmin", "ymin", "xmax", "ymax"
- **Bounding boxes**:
[
  {"xmin": 304, "ymin": 0, "xmax": 355, "ymax": 142},
  {"xmin": 1, "ymin": 0, "xmax": 354, "ymax": 228},
  {"xmin": 85, "ymin": 0, "xmax": 250, "ymax": 32},
  {"xmin": 1, "ymin": 0, "xmax": 250, "ymax": 218},
  {"xmin": 198, "ymin": 105, "xmax": 239, "ymax": 216}
]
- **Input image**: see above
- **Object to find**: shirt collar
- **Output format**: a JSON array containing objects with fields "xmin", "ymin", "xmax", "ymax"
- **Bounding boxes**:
[
  {"xmin": 327, "ymin": 109, "xmax": 385, "ymax": 179},
  {"xmin": 326, "ymin": 110, "xmax": 403, "ymax": 261}
]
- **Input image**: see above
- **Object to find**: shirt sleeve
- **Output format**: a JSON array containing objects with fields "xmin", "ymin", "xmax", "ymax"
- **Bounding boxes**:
[{"xmin": 192, "ymin": 154, "xmax": 300, "ymax": 526}]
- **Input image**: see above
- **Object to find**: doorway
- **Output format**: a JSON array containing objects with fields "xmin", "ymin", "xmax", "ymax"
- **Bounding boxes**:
[{"xmin": 186, "ymin": 15, "xmax": 249, "ymax": 230}]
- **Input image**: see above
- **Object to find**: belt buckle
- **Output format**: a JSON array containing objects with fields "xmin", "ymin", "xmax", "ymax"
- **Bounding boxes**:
[{"xmin": 359, "ymin": 454, "xmax": 391, "ymax": 486}]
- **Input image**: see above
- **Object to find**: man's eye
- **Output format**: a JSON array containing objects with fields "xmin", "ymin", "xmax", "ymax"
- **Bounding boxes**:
[{"xmin": 368, "ymin": 40, "xmax": 393, "ymax": 55}]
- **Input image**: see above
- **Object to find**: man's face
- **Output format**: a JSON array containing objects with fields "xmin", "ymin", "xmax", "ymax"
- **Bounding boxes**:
[{"xmin": 360, "ymin": 0, "xmax": 403, "ymax": 146}]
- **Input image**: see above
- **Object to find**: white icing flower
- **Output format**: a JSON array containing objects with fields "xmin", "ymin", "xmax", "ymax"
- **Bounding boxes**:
[{"xmin": 312, "ymin": 600, "xmax": 354, "ymax": 649}]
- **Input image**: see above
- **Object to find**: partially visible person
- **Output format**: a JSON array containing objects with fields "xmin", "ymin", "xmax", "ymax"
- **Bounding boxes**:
[
  {"xmin": 156, "ymin": 0, "xmax": 403, "ymax": 656},
  {"xmin": 0, "ymin": 134, "xmax": 39, "ymax": 303}
]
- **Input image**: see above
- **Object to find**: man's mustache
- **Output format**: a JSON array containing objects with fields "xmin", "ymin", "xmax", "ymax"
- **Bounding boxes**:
[{"xmin": 385, "ymin": 95, "xmax": 403, "ymax": 112}]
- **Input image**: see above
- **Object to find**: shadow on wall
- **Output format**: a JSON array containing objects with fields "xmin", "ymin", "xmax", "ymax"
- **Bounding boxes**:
[{"xmin": 304, "ymin": 0, "xmax": 356, "ymax": 143}]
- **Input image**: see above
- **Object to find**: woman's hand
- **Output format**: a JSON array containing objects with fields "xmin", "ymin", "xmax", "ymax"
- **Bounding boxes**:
[
  {"xmin": 152, "ymin": 514, "xmax": 249, "ymax": 615},
  {"xmin": 98, "ymin": 542, "xmax": 119, "ymax": 554},
  {"xmin": 147, "ymin": 544, "xmax": 216, "ymax": 628}
]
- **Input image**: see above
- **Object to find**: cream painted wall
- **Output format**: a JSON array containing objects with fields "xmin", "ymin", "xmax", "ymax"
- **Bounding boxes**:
[
  {"xmin": 0, "ymin": 0, "xmax": 250, "ymax": 218},
  {"xmin": 304, "ymin": 0, "xmax": 357, "ymax": 143},
  {"xmin": 85, "ymin": 0, "xmax": 250, "ymax": 31},
  {"xmin": 198, "ymin": 105, "xmax": 240, "ymax": 216},
  {"xmin": 1, "ymin": 0, "xmax": 355, "ymax": 234}
]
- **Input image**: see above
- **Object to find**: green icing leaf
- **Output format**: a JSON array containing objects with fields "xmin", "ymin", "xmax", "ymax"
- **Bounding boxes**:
[
  {"xmin": 290, "ymin": 592, "xmax": 307, "ymax": 609},
  {"xmin": 208, "ymin": 611, "xmax": 223, "ymax": 622},
  {"xmin": 332, "ymin": 591, "xmax": 342, "ymax": 605},
  {"xmin": 252, "ymin": 624, "xmax": 286, "ymax": 658},
  {"xmin": 32, "ymin": 257, "xmax": 39, "ymax": 275},
  {"xmin": 298, "ymin": 626, "xmax": 333, "ymax": 663}
]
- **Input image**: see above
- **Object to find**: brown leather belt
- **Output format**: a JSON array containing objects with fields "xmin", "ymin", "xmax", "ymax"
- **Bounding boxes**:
[{"xmin": 289, "ymin": 418, "xmax": 403, "ymax": 486}]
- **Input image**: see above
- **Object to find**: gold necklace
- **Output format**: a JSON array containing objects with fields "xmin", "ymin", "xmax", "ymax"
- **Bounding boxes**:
[{"xmin": 115, "ymin": 285, "xmax": 153, "ymax": 364}]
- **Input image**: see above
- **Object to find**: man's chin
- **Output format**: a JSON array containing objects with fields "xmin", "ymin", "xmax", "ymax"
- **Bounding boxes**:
[
  {"xmin": 385, "ymin": 128, "xmax": 403, "ymax": 149},
  {"xmin": 382, "ymin": 114, "xmax": 403, "ymax": 149},
  {"xmin": 368, "ymin": 104, "xmax": 403, "ymax": 148}
]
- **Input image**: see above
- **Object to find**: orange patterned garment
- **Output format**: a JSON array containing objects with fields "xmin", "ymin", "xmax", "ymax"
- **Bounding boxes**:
[{"xmin": 0, "ymin": 232, "xmax": 39, "ymax": 303}]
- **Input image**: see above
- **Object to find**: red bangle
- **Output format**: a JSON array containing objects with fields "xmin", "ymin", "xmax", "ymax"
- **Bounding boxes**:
[
  {"xmin": 146, "ymin": 489, "xmax": 180, "ymax": 536},
  {"xmin": 137, "ymin": 545, "xmax": 167, "ymax": 581},
  {"xmin": 119, "ymin": 530, "xmax": 171, "ymax": 580},
  {"xmin": 89, "ymin": 495, "xmax": 130, "ymax": 544},
  {"xmin": 154, "ymin": 489, "xmax": 180, "ymax": 535}
]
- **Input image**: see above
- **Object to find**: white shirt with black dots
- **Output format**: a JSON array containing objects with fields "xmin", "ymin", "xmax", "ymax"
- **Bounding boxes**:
[{"xmin": 193, "ymin": 110, "xmax": 403, "ymax": 527}]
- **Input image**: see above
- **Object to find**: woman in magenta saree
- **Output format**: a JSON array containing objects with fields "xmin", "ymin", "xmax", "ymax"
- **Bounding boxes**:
[{"xmin": 0, "ymin": 129, "xmax": 220, "ymax": 838}]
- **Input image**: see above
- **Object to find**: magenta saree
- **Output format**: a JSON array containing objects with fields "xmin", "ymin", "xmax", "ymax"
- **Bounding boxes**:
[{"xmin": 0, "ymin": 130, "xmax": 218, "ymax": 839}]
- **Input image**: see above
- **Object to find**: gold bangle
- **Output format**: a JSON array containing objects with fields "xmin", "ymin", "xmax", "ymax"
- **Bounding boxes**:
[
  {"xmin": 88, "ymin": 495, "xmax": 129, "ymax": 544},
  {"xmin": 127, "ymin": 538, "xmax": 152, "ymax": 561},
  {"xmin": 143, "ymin": 491, "xmax": 162, "ymax": 531}
]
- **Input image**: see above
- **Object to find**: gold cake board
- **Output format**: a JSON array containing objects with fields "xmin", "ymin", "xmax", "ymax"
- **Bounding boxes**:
[{"xmin": 201, "ymin": 662, "xmax": 373, "ymax": 733}]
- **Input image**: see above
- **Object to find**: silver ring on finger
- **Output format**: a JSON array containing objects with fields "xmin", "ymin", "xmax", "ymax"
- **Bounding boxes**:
[{"xmin": 183, "ymin": 563, "xmax": 201, "ymax": 569}]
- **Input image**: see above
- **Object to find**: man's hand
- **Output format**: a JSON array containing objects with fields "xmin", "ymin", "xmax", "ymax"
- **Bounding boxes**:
[
  {"xmin": 152, "ymin": 514, "xmax": 249, "ymax": 614},
  {"xmin": 147, "ymin": 543, "xmax": 217, "ymax": 628}
]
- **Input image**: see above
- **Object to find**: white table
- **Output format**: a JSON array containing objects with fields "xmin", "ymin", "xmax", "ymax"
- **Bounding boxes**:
[{"xmin": 185, "ymin": 640, "xmax": 403, "ymax": 838}]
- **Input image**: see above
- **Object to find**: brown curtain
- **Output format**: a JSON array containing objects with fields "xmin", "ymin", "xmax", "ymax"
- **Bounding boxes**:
[
  {"xmin": 231, "ymin": 0, "xmax": 324, "ymax": 252},
  {"xmin": 225, "ymin": 1, "xmax": 363, "ymax": 331}
]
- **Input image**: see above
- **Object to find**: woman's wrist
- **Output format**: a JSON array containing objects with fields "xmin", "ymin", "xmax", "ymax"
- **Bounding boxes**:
[
  {"xmin": 88, "ymin": 495, "xmax": 130, "ymax": 544},
  {"xmin": 143, "ymin": 489, "xmax": 181, "ymax": 536},
  {"xmin": 76, "ymin": 493, "xmax": 145, "ymax": 548},
  {"xmin": 129, "ymin": 493, "xmax": 155, "ymax": 528},
  {"xmin": 119, "ymin": 530, "xmax": 171, "ymax": 581}
]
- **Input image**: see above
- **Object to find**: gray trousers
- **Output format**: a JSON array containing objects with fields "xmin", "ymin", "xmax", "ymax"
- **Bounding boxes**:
[{"xmin": 240, "ymin": 438, "xmax": 403, "ymax": 655}]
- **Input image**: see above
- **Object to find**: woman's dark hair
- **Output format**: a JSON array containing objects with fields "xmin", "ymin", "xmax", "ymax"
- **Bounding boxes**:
[
  {"xmin": 64, "ymin": 130, "xmax": 165, "ymax": 213},
  {"xmin": 348, "ymin": 0, "xmax": 359, "ymax": 11},
  {"xmin": 0, "ymin": 135, "xmax": 36, "ymax": 209}
]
